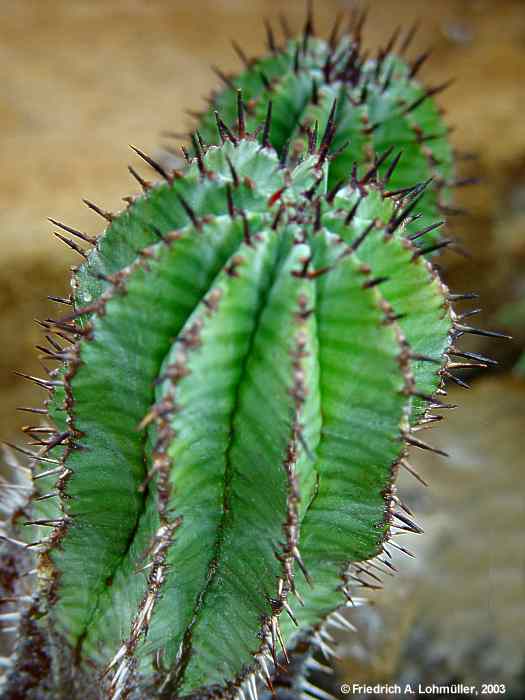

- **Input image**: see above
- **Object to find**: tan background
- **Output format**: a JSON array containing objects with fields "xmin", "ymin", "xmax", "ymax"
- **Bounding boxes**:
[{"xmin": 1, "ymin": 0, "xmax": 524, "ymax": 694}]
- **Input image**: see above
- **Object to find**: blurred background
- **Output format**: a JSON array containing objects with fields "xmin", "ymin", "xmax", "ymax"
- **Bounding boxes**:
[{"xmin": 0, "ymin": 0, "xmax": 523, "ymax": 697}]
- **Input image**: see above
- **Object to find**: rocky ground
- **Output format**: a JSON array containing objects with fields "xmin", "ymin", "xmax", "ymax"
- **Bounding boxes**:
[{"xmin": 1, "ymin": 0, "xmax": 524, "ymax": 696}]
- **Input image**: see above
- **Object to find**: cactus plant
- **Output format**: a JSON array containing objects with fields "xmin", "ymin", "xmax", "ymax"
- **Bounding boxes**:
[{"xmin": 0, "ymin": 10, "xmax": 507, "ymax": 700}]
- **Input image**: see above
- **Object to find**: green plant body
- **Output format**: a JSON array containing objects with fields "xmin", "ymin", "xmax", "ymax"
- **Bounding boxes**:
[{"xmin": 1, "ymin": 15, "xmax": 500, "ymax": 700}]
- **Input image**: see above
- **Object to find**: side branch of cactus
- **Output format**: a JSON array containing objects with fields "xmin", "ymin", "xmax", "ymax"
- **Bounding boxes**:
[{"xmin": 188, "ymin": 19, "xmax": 456, "ymax": 246}]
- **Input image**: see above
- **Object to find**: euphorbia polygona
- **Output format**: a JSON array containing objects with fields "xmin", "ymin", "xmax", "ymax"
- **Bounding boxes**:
[{"xmin": 0, "ymin": 10, "xmax": 506, "ymax": 700}]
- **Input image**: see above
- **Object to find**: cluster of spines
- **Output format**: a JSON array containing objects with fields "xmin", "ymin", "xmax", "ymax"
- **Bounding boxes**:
[
  {"xmin": 0, "ymin": 10, "xmax": 512, "ymax": 700},
  {"xmin": 176, "ymin": 5, "xmax": 462, "ymax": 244}
]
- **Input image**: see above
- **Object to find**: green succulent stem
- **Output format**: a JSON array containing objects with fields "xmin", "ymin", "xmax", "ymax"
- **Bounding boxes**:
[{"xmin": 1, "ymin": 15, "xmax": 475, "ymax": 700}]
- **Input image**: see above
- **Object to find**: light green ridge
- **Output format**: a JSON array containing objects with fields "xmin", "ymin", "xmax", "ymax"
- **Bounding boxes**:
[
  {"xmin": 178, "ymin": 242, "xmax": 319, "ymax": 693},
  {"xmin": 325, "ymin": 186, "xmax": 451, "ymax": 420},
  {"xmin": 280, "ymin": 233, "xmax": 411, "ymax": 638}
]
